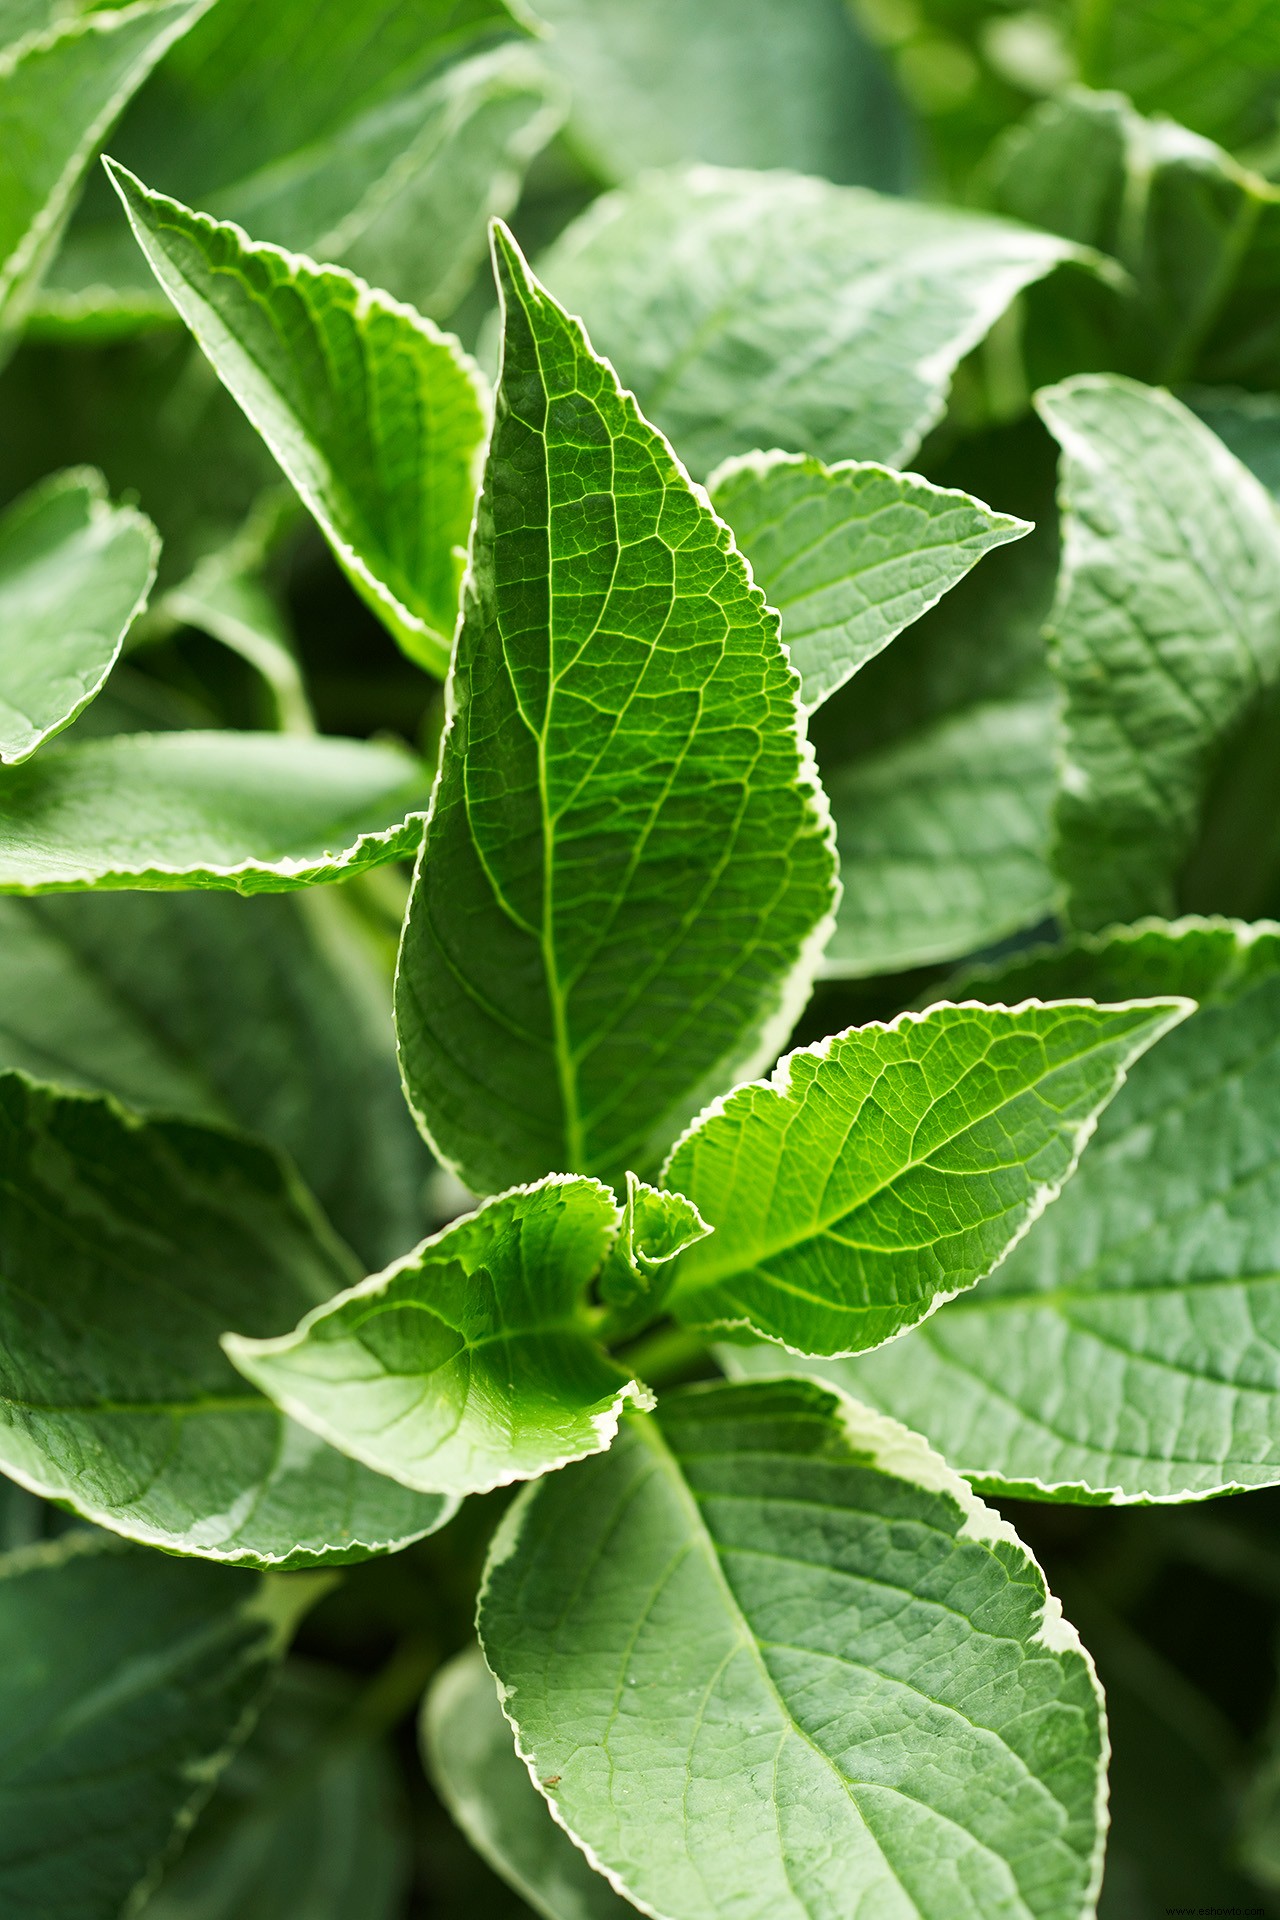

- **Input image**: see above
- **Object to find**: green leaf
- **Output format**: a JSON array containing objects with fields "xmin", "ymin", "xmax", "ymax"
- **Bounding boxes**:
[
  {"xmin": 227, "ymin": 1175, "xmax": 652, "ymax": 1499},
  {"xmin": 775, "ymin": 919, "xmax": 1280, "ymax": 1503},
  {"xmin": 140, "ymin": 1661, "xmax": 411, "ymax": 1920},
  {"xmin": 0, "ymin": 887, "xmax": 432, "ymax": 1269},
  {"xmin": 663, "ymin": 996, "xmax": 1190, "ymax": 1357},
  {"xmin": 0, "ymin": 0, "xmax": 207, "ymax": 359},
  {"xmin": 1186, "ymin": 386, "xmax": 1280, "ymax": 501},
  {"xmin": 0, "ymin": 465, "xmax": 158, "ymax": 763},
  {"xmin": 0, "ymin": 1071, "xmax": 453, "ymax": 1563},
  {"xmin": 395, "ymin": 224, "xmax": 837, "ymax": 1194},
  {"xmin": 479, "ymin": 1377, "xmax": 1108, "ymax": 1920},
  {"xmin": 537, "ymin": 166, "xmax": 1090, "ymax": 479},
  {"xmin": 1076, "ymin": 0, "xmax": 1280, "ymax": 149},
  {"xmin": 524, "ymin": 0, "xmax": 912, "ymax": 191},
  {"xmin": 43, "ymin": 0, "xmax": 555, "ymax": 331},
  {"xmin": 597, "ymin": 1169, "xmax": 711, "ymax": 1320},
  {"xmin": 823, "ymin": 693, "xmax": 1058, "ymax": 978},
  {"xmin": 708, "ymin": 451, "xmax": 1028, "ymax": 715},
  {"xmin": 1038, "ymin": 374, "xmax": 1280, "ymax": 932},
  {"xmin": 106, "ymin": 164, "xmax": 489, "ymax": 675},
  {"xmin": 0, "ymin": 729, "xmax": 430, "ymax": 893},
  {"xmin": 424, "ymin": 1646, "xmax": 632, "ymax": 1920},
  {"xmin": 0, "ymin": 1530, "xmax": 319, "ymax": 1920}
]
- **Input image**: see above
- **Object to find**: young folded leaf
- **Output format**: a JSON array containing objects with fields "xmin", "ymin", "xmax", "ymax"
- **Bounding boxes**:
[
  {"xmin": 0, "ymin": 467, "xmax": 158, "ymax": 763},
  {"xmin": 596, "ymin": 1169, "xmax": 711, "ymax": 1317},
  {"xmin": 538, "ymin": 166, "xmax": 1093, "ymax": 478},
  {"xmin": 0, "ymin": 1073, "xmax": 454, "ymax": 1564},
  {"xmin": 226, "ymin": 1175, "xmax": 657, "ymax": 1499},
  {"xmin": 0, "ymin": 0, "xmax": 208, "ymax": 357},
  {"xmin": 790, "ymin": 919, "xmax": 1280, "ymax": 1503},
  {"xmin": 1038, "ymin": 374, "xmax": 1280, "ymax": 931},
  {"xmin": 0, "ymin": 1533, "xmax": 320, "ymax": 1918},
  {"xmin": 424, "ymin": 1647, "xmax": 632, "ymax": 1920},
  {"xmin": 0, "ymin": 730, "xmax": 430, "ymax": 892},
  {"xmin": 708, "ymin": 451, "xmax": 1029, "ymax": 714},
  {"xmin": 396, "ymin": 223, "xmax": 838, "ymax": 1195},
  {"xmin": 479, "ymin": 1378, "xmax": 1108, "ymax": 1920},
  {"xmin": 105, "ymin": 162, "xmax": 489, "ymax": 675},
  {"xmin": 663, "ymin": 996, "xmax": 1191, "ymax": 1356}
]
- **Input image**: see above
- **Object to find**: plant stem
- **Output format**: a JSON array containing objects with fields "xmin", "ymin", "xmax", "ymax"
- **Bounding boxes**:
[{"xmin": 617, "ymin": 1322, "xmax": 716, "ymax": 1390}]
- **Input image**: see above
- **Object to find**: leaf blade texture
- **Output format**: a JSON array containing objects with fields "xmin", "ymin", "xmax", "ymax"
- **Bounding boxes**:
[
  {"xmin": 710, "ymin": 451, "xmax": 1028, "ymax": 714},
  {"xmin": 780, "ymin": 919, "xmax": 1280, "ymax": 1503},
  {"xmin": 0, "ymin": 467, "xmax": 158, "ymax": 764},
  {"xmin": 106, "ymin": 163, "xmax": 489, "ymax": 673},
  {"xmin": 0, "ymin": 1531, "xmax": 316, "ymax": 1920},
  {"xmin": 227, "ymin": 1175, "xmax": 652, "ymax": 1498},
  {"xmin": 538, "ymin": 166, "xmax": 1087, "ymax": 479},
  {"xmin": 0, "ymin": 730, "xmax": 431, "ymax": 893},
  {"xmin": 1038, "ymin": 372, "xmax": 1280, "ymax": 931},
  {"xmin": 663, "ymin": 997, "xmax": 1190, "ymax": 1356},
  {"xmin": 395, "ymin": 223, "xmax": 838, "ymax": 1193},
  {"xmin": 479, "ymin": 1377, "xmax": 1108, "ymax": 1920},
  {"xmin": 0, "ymin": 1072, "xmax": 453, "ymax": 1564}
]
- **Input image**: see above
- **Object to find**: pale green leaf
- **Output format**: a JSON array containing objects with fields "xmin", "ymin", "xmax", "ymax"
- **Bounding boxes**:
[
  {"xmin": 709, "ymin": 450, "xmax": 1028, "ymax": 714},
  {"xmin": 597, "ymin": 1169, "xmax": 711, "ymax": 1319},
  {"xmin": 0, "ymin": 1530, "xmax": 319, "ymax": 1920},
  {"xmin": 140, "ymin": 1662, "xmax": 411, "ymax": 1920},
  {"xmin": 537, "ymin": 166, "xmax": 1089, "ymax": 478},
  {"xmin": 1076, "ymin": 0, "xmax": 1280, "ymax": 148},
  {"xmin": 0, "ymin": 888, "xmax": 432, "ymax": 1269},
  {"xmin": 663, "ymin": 996, "xmax": 1189, "ymax": 1356},
  {"xmin": 1187, "ymin": 387, "xmax": 1280, "ymax": 500},
  {"xmin": 396, "ymin": 224, "xmax": 837, "ymax": 1194},
  {"xmin": 823, "ymin": 692, "xmax": 1058, "ymax": 978},
  {"xmin": 424, "ymin": 1647, "xmax": 633, "ymax": 1920},
  {"xmin": 1038, "ymin": 374, "xmax": 1280, "ymax": 931},
  {"xmin": 227, "ymin": 1175, "xmax": 653, "ymax": 1499},
  {"xmin": 0, "ymin": 1071, "xmax": 453, "ymax": 1563},
  {"xmin": 41, "ymin": 1, "xmax": 556, "ymax": 331},
  {"xmin": 524, "ymin": 0, "xmax": 911, "ymax": 190},
  {"xmin": 0, "ymin": 0, "xmax": 206, "ymax": 357},
  {"xmin": 107, "ymin": 163, "xmax": 489, "ymax": 674},
  {"xmin": 777, "ymin": 919, "xmax": 1280, "ymax": 1503},
  {"xmin": 0, "ymin": 465, "xmax": 158, "ymax": 763},
  {"xmin": 479, "ymin": 1377, "xmax": 1108, "ymax": 1920},
  {"xmin": 0, "ymin": 729, "xmax": 430, "ymax": 893}
]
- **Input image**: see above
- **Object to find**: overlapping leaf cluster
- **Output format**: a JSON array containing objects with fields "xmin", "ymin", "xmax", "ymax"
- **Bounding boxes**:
[{"xmin": 3, "ymin": 3, "xmax": 1280, "ymax": 1916}]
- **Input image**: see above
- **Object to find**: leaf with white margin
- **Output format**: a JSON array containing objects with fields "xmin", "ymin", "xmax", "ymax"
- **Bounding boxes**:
[
  {"xmin": 709, "ymin": 450, "xmax": 1029, "ymax": 714},
  {"xmin": 0, "ymin": 0, "xmax": 208, "ymax": 358},
  {"xmin": 0, "ymin": 1070, "xmax": 453, "ymax": 1564},
  {"xmin": 662, "ymin": 996, "xmax": 1190, "ymax": 1357},
  {"xmin": 766, "ymin": 918, "xmax": 1280, "ymax": 1503},
  {"xmin": 479, "ymin": 1376, "xmax": 1108, "ymax": 1920},
  {"xmin": 424, "ymin": 1647, "xmax": 633, "ymax": 1920},
  {"xmin": 0, "ymin": 730, "xmax": 430, "ymax": 893},
  {"xmin": 597, "ymin": 1170, "xmax": 711, "ymax": 1317},
  {"xmin": 1038, "ymin": 373, "xmax": 1280, "ymax": 931},
  {"xmin": 226, "ymin": 1175, "xmax": 653, "ymax": 1499},
  {"xmin": 396, "ymin": 224, "xmax": 837, "ymax": 1195},
  {"xmin": 106, "ymin": 162, "xmax": 489, "ymax": 675},
  {"xmin": 0, "ymin": 466, "xmax": 157, "ymax": 763},
  {"xmin": 537, "ymin": 166, "xmax": 1093, "ymax": 479},
  {"xmin": 0, "ymin": 1531, "xmax": 321, "ymax": 1920}
]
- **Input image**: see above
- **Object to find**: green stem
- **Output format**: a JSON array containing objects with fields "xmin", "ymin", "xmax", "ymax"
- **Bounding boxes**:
[{"xmin": 617, "ymin": 1322, "xmax": 716, "ymax": 1390}]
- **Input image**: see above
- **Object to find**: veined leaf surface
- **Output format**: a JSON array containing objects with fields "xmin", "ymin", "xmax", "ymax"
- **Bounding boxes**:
[
  {"xmin": 778, "ymin": 920, "xmax": 1280, "ymax": 1503},
  {"xmin": 1039, "ymin": 373, "xmax": 1280, "ymax": 931},
  {"xmin": 0, "ymin": 0, "xmax": 207, "ymax": 358},
  {"xmin": 0, "ymin": 1531, "xmax": 318, "ymax": 1920},
  {"xmin": 0, "ymin": 466, "xmax": 157, "ymax": 763},
  {"xmin": 538, "ymin": 166, "xmax": 1088, "ymax": 478},
  {"xmin": 0, "ymin": 1072, "xmax": 453, "ymax": 1564},
  {"xmin": 710, "ymin": 451, "xmax": 1028, "ymax": 714},
  {"xmin": 424, "ymin": 1647, "xmax": 632, "ymax": 1920},
  {"xmin": 479, "ymin": 1378, "xmax": 1108, "ymax": 1920},
  {"xmin": 663, "ymin": 997, "xmax": 1189, "ymax": 1356},
  {"xmin": 227, "ymin": 1176, "xmax": 653, "ymax": 1498},
  {"xmin": 0, "ymin": 730, "xmax": 430, "ymax": 893},
  {"xmin": 396, "ymin": 225, "xmax": 837, "ymax": 1194},
  {"xmin": 0, "ymin": 888, "xmax": 432, "ymax": 1268},
  {"xmin": 107, "ymin": 164, "xmax": 489, "ymax": 674}
]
